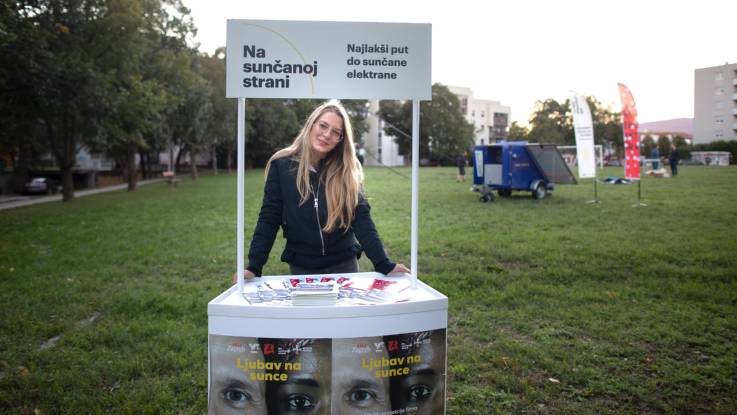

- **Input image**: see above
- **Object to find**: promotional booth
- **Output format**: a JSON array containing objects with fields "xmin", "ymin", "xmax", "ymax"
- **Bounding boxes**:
[{"xmin": 208, "ymin": 20, "xmax": 448, "ymax": 414}]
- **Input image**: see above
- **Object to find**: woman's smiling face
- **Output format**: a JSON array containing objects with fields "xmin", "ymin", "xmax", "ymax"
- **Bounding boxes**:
[{"xmin": 310, "ymin": 111, "xmax": 344, "ymax": 159}]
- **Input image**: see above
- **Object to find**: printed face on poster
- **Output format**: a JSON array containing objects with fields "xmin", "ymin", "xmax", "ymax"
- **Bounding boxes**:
[
  {"xmin": 209, "ymin": 330, "xmax": 446, "ymax": 415},
  {"xmin": 226, "ymin": 20, "xmax": 431, "ymax": 100}
]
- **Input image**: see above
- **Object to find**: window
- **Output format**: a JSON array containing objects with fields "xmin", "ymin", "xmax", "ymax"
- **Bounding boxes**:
[
  {"xmin": 471, "ymin": 110, "xmax": 475, "ymax": 117},
  {"xmin": 715, "ymin": 71, "xmax": 724, "ymax": 81},
  {"xmin": 715, "ymin": 87, "xmax": 725, "ymax": 95},
  {"xmin": 481, "ymin": 111, "xmax": 485, "ymax": 118},
  {"xmin": 716, "ymin": 118, "xmax": 724, "ymax": 124},
  {"xmin": 715, "ymin": 129, "xmax": 724, "ymax": 139},
  {"xmin": 493, "ymin": 113, "xmax": 508, "ymax": 127},
  {"xmin": 715, "ymin": 102, "xmax": 724, "ymax": 115}
]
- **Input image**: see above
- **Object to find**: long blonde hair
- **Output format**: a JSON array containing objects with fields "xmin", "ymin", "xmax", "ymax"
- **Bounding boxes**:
[{"xmin": 266, "ymin": 100, "xmax": 363, "ymax": 233}]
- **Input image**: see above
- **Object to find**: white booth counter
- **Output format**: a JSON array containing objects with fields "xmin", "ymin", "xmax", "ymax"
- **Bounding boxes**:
[
  {"xmin": 208, "ymin": 273, "xmax": 448, "ymax": 414},
  {"xmin": 209, "ymin": 272, "xmax": 447, "ymax": 338}
]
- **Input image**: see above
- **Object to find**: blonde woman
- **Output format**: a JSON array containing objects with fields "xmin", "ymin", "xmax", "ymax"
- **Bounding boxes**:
[{"xmin": 243, "ymin": 101, "xmax": 409, "ymax": 279}]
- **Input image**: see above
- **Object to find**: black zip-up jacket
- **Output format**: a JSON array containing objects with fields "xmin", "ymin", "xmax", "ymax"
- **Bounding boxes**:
[{"xmin": 246, "ymin": 157, "xmax": 396, "ymax": 277}]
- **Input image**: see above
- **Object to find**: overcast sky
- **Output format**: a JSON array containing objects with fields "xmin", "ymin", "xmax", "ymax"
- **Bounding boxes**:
[{"xmin": 183, "ymin": 0, "xmax": 737, "ymax": 125}]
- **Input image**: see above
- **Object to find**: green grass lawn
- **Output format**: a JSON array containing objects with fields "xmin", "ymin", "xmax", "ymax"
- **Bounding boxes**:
[{"xmin": 1, "ymin": 166, "xmax": 736, "ymax": 414}]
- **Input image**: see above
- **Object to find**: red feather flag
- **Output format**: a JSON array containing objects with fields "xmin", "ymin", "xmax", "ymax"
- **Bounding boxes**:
[{"xmin": 617, "ymin": 83, "xmax": 641, "ymax": 179}]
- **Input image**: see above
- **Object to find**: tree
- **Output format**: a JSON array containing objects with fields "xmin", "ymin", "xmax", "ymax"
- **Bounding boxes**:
[
  {"xmin": 378, "ymin": 83, "xmax": 474, "ymax": 163},
  {"xmin": 422, "ymin": 84, "xmax": 475, "ymax": 162},
  {"xmin": 340, "ymin": 99, "xmax": 370, "ymax": 143},
  {"xmin": 166, "ymin": 57, "xmax": 212, "ymax": 179},
  {"xmin": 672, "ymin": 135, "xmax": 691, "ymax": 160},
  {"xmin": 507, "ymin": 121, "xmax": 529, "ymax": 140},
  {"xmin": 14, "ymin": 0, "xmax": 110, "ymax": 201},
  {"xmin": 245, "ymin": 99, "xmax": 300, "ymax": 167},
  {"xmin": 523, "ymin": 96, "xmax": 623, "ymax": 158},
  {"xmin": 377, "ymin": 99, "xmax": 412, "ymax": 156},
  {"xmin": 641, "ymin": 135, "xmax": 655, "ymax": 158},
  {"xmin": 672, "ymin": 135, "xmax": 688, "ymax": 148},
  {"xmin": 587, "ymin": 97, "xmax": 623, "ymax": 157},
  {"xmin": 1, "ymin": 0, "xmax": 199, "ymax": 198},
  {"xmin": 96, "ymin": 0, "xmax": 177, "ymax": 190},
  {"xmin": 526, "ymin": 99, "xmax": 572, "ymax": 145},
  {"xmin": 0, "ymin": 2, "xmax": 48, "ymax": 192},
  {"xmin": 200, "ymin": 47, "xmax": 236, "ymax": 174},
  {"xmin": 657, "ymin": 135, "xmax": 671, "ymax": 158}
]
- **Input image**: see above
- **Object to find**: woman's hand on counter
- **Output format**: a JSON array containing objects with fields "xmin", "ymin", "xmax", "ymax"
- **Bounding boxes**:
[
  {"xmin": 389, "ymin": 263, "xmax": 411, "ymax": 275},
  {"xmin": 232, "ymin": 269, "xmax": 257, "ymax": 284}
]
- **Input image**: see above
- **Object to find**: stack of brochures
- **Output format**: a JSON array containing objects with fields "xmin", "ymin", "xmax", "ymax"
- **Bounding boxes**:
[
  {"xmin": 341, "ymin": 277, "xmax": 413, "ymax": 304},
  {"xmin": 242, "ymin": 275, "xmax": 413, "ymax": 305},
  {"xmin": 291, "ymin": 281, "xmax": 339, "ymax": 306}
]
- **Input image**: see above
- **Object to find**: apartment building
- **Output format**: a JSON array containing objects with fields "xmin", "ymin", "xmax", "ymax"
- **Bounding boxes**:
[
  {"xmin": 362, "ymin": 100, "xmax": 405, "ymax": 167},
  {"xmin": 447, "ymin": 85, "xmax": 511, "ymax": 145},
  {"xmin": 693, "ymin": 62, "xmax": 737, "ymax": 144}
]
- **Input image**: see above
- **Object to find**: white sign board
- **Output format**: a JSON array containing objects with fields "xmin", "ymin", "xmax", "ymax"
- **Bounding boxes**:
[{"xmin": 226, "ymin": 19, "xmax": 431, "ymax": 99}]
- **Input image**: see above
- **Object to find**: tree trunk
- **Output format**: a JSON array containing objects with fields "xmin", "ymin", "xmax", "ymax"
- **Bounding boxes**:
[
  {"xmin": 60, "ymin": 131, "xmax": 76, "ymax": 201},
  {"xmin": 126, "ymin": 142, "xmax": 137, "ymax": 191},
  {"xmin": 60, "ymin": 164, "xmax": 75, "ymax": 201},
  {"xmin": 175, "ymin": 144, "xmax": 184, "ymax": 173},
  {"xmin": 168, "ymin": 140, "xmax": 174, "ymax": 173},
  {"xmin": 12, "ymin": 141, "xmax": 31, "ymax": 194},
  {"xmin": 49, "ymin": 121, "xmax": 76, "ymax": 202},
  {"xmin": 138, "ymin": 149, "xmax": 148, "ymax": 179},
  {"xmin": 227, "ymin": 146, "xmax": 234, "ymax": 173},
  {"xmin": 212, "ymin": 145, "xmax": 218, "ymax": 176},
  {"xmin": 190, "ymin": 150, "xmax": 198, "ymax": 180}
]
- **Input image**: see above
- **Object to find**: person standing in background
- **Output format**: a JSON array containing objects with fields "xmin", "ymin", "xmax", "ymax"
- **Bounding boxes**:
[
  {"xmin": 456, "ymin": 152, "xmax": 467, "ymax": 182},
  {"xmin": 669, "ymin": 143, "xmax": 679, "ymax": 176},
  {"xmin": 650, "ymin": 147, "xmax": 660, "ymax": 170}
]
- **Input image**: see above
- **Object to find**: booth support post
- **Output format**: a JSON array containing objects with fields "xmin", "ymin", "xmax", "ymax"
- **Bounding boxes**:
[
  {"xmin": 593, "ymin": 177, "xmax": 600, "ymax": 203},
  {"xmin": 411, "ymin": 100, "xmax": 420, "ymax": 289},
  {"xmin": 237, "ymin": 98, "xmax": 246, "ymax": 293},
  {"xmin": 633, "ymin": 179, "xmax": 646, "ymax": 207},
  {"xmin": 587, "ymin": 177, "xmax": 600, "ymax": 204}
]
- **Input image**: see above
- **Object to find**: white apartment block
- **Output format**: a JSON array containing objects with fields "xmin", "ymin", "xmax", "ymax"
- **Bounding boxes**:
[
  {"xmin": 362, "ymin": 100, "xmax": 405, "ymax": 167},
  {"xmin": 693, "ymin": 62, "xmax": 737, "ymax": 144},
  {"xmin": 447, "ymin": 85, "xmax": 511, "ymax": 145}
]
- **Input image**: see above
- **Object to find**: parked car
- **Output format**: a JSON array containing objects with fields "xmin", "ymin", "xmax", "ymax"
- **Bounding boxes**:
[{"xmin": 23, "ymin": 177, "xmax": 59, "ymax": 195}]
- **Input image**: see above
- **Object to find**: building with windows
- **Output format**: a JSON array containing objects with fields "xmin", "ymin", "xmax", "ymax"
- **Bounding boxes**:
[
  {"xmin": 694, "ymin": 62, "xmax": 737, "ymax": 144},
  {"xmin": 361, "ymin": 100, "xmax": 405, "ymax": 167},
  {"xmin": 447, "ymin": 85, "xmax": 511, "ymax": 145}
]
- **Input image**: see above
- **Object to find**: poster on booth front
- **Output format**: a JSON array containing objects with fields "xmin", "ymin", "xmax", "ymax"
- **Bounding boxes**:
[{"xmin": 209, "ymin": 329, "xmax": 446, "ymax": 414}]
